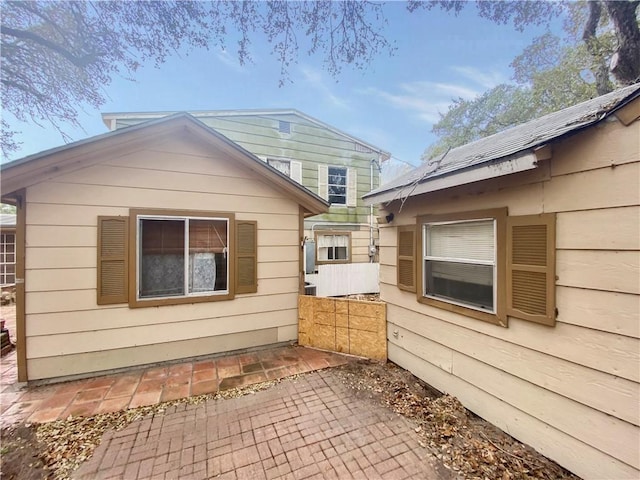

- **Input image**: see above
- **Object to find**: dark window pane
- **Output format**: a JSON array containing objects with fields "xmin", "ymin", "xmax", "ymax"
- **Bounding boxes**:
[
  {"xmin": 140, "ymin": 219, "xmax": 185, "ymax": 298},
  {"xmin": 426, "ymin": 260, "xmax": 493, "ymax": 310},
  {"xmin": 335, "ymin": 247, "xmax": 348, "ymax": 260}
]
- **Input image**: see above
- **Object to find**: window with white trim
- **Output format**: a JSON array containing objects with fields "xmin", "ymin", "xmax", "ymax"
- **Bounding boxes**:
[
  {"xmin": 328, "ymin": 166, "xmax": 347, "ymax": 205},
  {"xmin": 423, "ymin": 219, "xmax": 496, "ymax": 313},
  {"xmin": 0, "ymin": 233, "xmax": 15, "ymax": 285},
  {"xmin": 267, "ymin": 159, "xmax": 291, "ymax": 177},
  {"xmin": 267, "ymin": 158, "xmax": 302, "ymax": 183},
  {"xmin": 137, "ymin": 215, "xmax": 229, "ymax": 300},
  {"xmin": 317, "ymin": 165, "xmax": 357, "ymax": 207},
  {"xmin": 316, "ymin": 232, "xmax": 350, "ymax": 263}
]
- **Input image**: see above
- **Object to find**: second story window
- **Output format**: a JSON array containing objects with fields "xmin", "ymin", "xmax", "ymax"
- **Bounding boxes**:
[
  {"xmin": 318, "ymin": 165, "xmax": 357, "ymax": 207},
  {"xmin": 266, "ymin": 158, "xmax": 302, "ymax": 183},
  {"xmin": 328, "ymin": 167, "xmax": 347, "ymax": 205},
  {"xmin": 267, "ymin": 159, "xmax": 291, "ymax": 177}
]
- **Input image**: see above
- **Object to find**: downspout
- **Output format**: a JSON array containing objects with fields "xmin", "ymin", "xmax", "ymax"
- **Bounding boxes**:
[
  {"xmin": 369, "ymin": 154, "xmax": 383, "ymax": 262},
  {"xmin": 370, "ymin": 158, "xmax": 374, "ymax": 262}
]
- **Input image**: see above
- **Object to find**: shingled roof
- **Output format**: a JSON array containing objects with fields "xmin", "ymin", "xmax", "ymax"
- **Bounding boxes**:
[{"xmin": 364, "ymin": 83, "xmax": 640, "ymax": 205}]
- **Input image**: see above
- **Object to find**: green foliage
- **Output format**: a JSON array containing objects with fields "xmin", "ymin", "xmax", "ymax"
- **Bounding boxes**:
[
  {"xmin": 421, "ymin": 0, "xmax": 638, "ymax": 162},
  {"xmin": 1, "ymin": 204, "xmax": 17, "ymax": 214},
  {"xmin": 422, "ymin": 85, "xmax": 537, "ymax": 161}
]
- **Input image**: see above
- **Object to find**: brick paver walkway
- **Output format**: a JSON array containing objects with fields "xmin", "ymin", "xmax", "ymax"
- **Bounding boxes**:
[{"xmin": 74, "ymin": 369, "xmax": 454, "ymax": 480}]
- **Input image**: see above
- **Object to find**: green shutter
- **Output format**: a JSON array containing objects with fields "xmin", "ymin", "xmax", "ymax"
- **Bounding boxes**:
[
  {"xmin": 235, "ymin": 220, "xmax": 257, "ymax": 294},
  {"xmin": 506, "ymin": 214, "xmax": 556, "ymax": 326},
  {"xmin": 97, "ymin": 216, "xmax": 129, "ymax": 305}
]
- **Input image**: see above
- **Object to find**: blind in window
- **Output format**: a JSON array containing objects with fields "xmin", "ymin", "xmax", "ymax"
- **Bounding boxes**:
[{"xmin": 427, "ymin": 220, "xmax": 494, "ymax": 261}]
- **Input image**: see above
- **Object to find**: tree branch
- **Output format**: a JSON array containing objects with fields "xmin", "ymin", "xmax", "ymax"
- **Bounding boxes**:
[{"xmin": 1, "ymin": 25, "xmax": 103, "ymax": 68}]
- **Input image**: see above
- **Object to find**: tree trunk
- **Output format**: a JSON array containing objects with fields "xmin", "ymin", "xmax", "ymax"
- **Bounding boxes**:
[
  {"xmin": 583, "ymin": 1, "xmax": 614, "ymax": 95},
  {"xmin": 605, "ymin": 0, "xmax": 640, "ymax": 85}
]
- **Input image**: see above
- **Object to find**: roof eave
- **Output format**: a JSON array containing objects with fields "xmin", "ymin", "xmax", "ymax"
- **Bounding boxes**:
[
  {"xmin": 2, "ymin": 113, "xmax": 330, "ymax": 215},
  {"xmin": 363, "ymin": 151, "xmax": 538, "ymax": 206}
]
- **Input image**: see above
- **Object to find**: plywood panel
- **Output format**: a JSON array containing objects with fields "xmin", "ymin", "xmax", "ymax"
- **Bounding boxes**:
[
  {"xmin": 348, "ymin": 329, "xmax": 386, "ymax": 360},
  {"xmin": 28, "ymin": 327, "xmax": 280, "ymax": 381},
  {"xmin": 383, "ymin": 291, "xmax": 639, "ymax": 382},
  {"xmin": 557, "ymin": 250, "xmax": 639, "ymax": 294},
  {"xmin": 27, "ymin": 307, "xmax": 296, "ymax": 357},
  {"xmin": 551, "ymin": 120, "xmax": 639, "ymax": 176},
  {"xmin": 388, "ymin": 344, "xmax": 639, "ymax": 480},
  {"xmin": 556, "ymin": 286, "xmax": 639, "ymax": 338},
  {"xmin": 388, "ymin": 313, "xmax": 639, "ymax": 426},
  {"xmin": 543, "ymin": 162, "xmax": 639, "ymax": 212},
  {"xmin": 297, "ymin": 296, "xmax": 386, "ymax": 360},
  {"xmin": 452, "ymin": 353, "xmax": 639, "ymax": 469},
  {"xmin": 557, "ymin": 207, "xmax": 640, "ymax": 250}
]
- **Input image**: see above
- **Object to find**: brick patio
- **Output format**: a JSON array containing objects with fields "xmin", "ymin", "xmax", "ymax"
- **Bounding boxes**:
[
  {"xmin": 74, "ymin": 369, "xmax": 455, "ymax": 480},
  {"xmin": 1, "ymin": 303, "xmax": 455, "ymax": 479},
  {"xmin": 0, "ymin": 304, "xmax": 353, "ymax": 427}
]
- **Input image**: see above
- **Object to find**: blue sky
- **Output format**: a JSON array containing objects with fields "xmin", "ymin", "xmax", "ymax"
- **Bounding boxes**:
[{"xmin": 3, "ymin": 3, "xmax": 560, "ymax": 169}]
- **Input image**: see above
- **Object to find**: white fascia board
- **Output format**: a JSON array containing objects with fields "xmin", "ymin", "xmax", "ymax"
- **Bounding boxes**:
[{"xmin": 363, "ymin": 151, "xmax": 538, "ymax": 206}]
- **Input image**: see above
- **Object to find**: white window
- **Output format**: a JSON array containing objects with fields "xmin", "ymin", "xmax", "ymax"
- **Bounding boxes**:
[
  {"xmin": 423, "ymin": 219, "xmax": 496, "ymax": 312},
  {"xmin": 267, "ymin": 158, "xmax": 302, "ymax": 183},
  {"xmin": 328, "ymin": 167, "xmax": 347, "ymax": 205},
  {"xmin": 136, "ymin": 215, "xmax": 229, "ymax": 300},
  {"xmin": 318, "ymin": 165, "xmax": 357, "ymax": 207},
  {"xmin": 0, "ymin": 233, "xmax": 15, "ymax": 285},
  {"xmin": 316, "ymin": 233, "xmax": 350, "ymax": 263}
]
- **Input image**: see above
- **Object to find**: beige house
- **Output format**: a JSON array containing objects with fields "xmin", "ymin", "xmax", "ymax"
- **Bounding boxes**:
[
  {"xmin": 0, "ymin": 114, "xmax": 328, "ymax": 383},
  {"xmin": 364, "ymin": 84, "xmax": 640, "ymax": 480}
]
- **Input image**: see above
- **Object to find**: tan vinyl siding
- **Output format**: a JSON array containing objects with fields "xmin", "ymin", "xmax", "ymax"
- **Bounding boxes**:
[
  {"xmin": 381, "ymin": 117, "xmax": 640, "ymax": 479},
  {"xmin": 28, "ymin": 327, "xmax": 282, "ymax": 380},
  {"xmin": 23, "ymin": 135, "xmax": 303, "ymax": 380}
]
